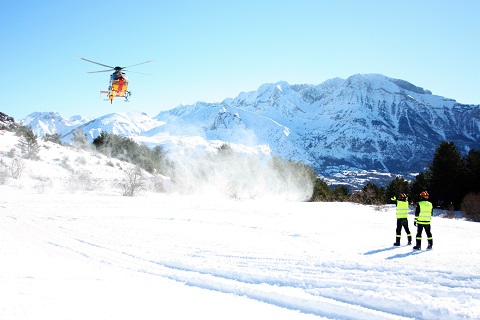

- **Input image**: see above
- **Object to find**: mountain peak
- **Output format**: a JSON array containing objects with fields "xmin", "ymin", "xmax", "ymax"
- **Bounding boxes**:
[{"xmin": 344, "ymin": 73, "xmax": 433, "ymax": 96}]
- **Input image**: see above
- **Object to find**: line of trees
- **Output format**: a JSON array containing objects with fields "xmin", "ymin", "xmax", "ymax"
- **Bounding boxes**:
[
  {"xmin": 310, "ymin": 141, "xmax": 480, "ymax": 221},
  {"xmin": 385, "ymin": 141, "xmax": 479, "ymax": 208},
  {"xmin": 91, "ymin": 131, "xmax": 170, "ymax": 175},
  {"xmin": 390, "ymin": 141, "xmax": 480, "ymax": 221}
]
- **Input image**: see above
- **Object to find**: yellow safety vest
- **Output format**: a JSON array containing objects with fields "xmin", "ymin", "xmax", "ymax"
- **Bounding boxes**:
[
  {"xmin": 416, "ymin": 201, "xmax": 433, "ymax": 225},
  {"xmin": 396, "ymin": 200, "xmax": 409, "ymax": 219}
]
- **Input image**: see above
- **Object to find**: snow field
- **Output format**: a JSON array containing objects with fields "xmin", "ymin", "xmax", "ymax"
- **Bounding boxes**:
[{"xmin": 1, "ymin": 190, "xmax": 480, "ymax": 320}]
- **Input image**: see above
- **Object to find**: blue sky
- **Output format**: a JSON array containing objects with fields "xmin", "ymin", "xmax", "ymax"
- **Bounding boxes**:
[{"xmin": 1, "ymin": 0, "xmax": 479, "ymax": 120}]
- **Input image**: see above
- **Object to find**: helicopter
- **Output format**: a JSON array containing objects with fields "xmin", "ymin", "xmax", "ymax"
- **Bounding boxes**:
[{"xmin": 77, "ymin": 57, "xmax": 154, "ymax": 103}]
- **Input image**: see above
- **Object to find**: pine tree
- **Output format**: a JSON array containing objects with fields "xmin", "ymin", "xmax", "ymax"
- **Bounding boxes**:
[
  {"xmin": 92, "ymin": 131, "xmax": 110, "ymax": 151},
  {"xmin": 72, "ymin": 128, "xmax": 89, "ymax": 150},
  {"xmin": 351, "ymin": 182, "xmax": 386, "ymax": 205},
  {"xmin": 16, "ymin": 127, "xmax": 40, "ymax": 160},
  {"xmin": 44, "ymin": 133, "xmax": 62, "ymax": 145},
  {"xmin": 410, "ymin": 171, "xmax": 431, "ymax": 203},
  {"xmin": 386, "ymin": 176, "xmax": 410, "ymax": 201},
  {"xmin": 464, "ymin": 149, "xmax": 480, "ymax": 194},
  {"xmin": 311, "ymin": 178, "xmax": 331, "ymax": 201},
  {"xmin": 331, "ymin": 185, "xmax": 350, "ymax": 201},
  {"xmin": 429, "ymin": 141, "xmax": 465, "ymax": 209}
]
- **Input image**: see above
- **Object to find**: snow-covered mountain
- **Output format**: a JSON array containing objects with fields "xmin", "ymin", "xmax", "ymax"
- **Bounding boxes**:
[
  {"xmin": 152, "ymin": 74, "xmax": 480, "ymax": 174},
  {"xmin": 19, "ymin": 74, "xmax": 480, "ymax": 181},
  {"xmin": 22, "ymin": 112, "xmax": 164, "ymax": 142},
  {"xmin": 21, "ymin": 112, "xmax": 92, "ymax": 137}
]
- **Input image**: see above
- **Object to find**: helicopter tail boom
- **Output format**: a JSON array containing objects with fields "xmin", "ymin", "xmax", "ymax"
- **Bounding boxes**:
[{"xmin": 100, "ymin": 91, "xmax": 113, "ymax": 104}]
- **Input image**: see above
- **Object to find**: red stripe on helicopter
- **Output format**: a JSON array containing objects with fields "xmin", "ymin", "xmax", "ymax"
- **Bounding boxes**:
[{"xmin": 118, "ymin": 77, "xmax": 124, "ymax": 95}]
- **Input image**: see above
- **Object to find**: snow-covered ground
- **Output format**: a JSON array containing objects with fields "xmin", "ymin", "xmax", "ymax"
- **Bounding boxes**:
[{"xmin": 1, "ymin": 131, "xmax": 480, "ymax": 319}]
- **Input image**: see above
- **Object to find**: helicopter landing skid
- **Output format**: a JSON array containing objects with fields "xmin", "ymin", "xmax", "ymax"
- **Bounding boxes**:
[{"xmin": 124, "ymin": 91, "xmax": 131, "ymax": 102}]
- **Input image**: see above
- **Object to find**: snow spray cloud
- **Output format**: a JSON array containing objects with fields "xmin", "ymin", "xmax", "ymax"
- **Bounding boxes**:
[{"xmin": 165, "ymin": 143, "xmax": 314, "ymax": 201}]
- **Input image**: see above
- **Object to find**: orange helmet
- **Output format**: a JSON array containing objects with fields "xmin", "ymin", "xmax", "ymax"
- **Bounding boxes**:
[
  {"xmin": 398, "ymin": 193, "xmax": 407, "ymax": 200},
  {"xmin": 420, "ymin": 191, "xmax": 429, "ymax": 198}
]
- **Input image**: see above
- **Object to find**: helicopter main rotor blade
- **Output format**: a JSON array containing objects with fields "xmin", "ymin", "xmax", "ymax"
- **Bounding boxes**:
[
  {"xmin": 123, "ymin": 60, "xmax": 155, "ymax": 69},
  {"xmin": 124, "ymin": 70, "xmax": 152, "ymax": 75},
  {"xmin": 77, "ymin": 56, "xmax": 115, "ymax": 69},
  {"xmin": 86, "ymin": 69, "xmax": 115, "ymax": 74}
]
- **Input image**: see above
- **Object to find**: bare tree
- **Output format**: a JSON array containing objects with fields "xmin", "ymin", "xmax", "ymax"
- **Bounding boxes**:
[
  {"xmin": 8, "ymin": 158, "xmax": 25, "ymax": 180},
  {"xmin": 119, "ymin": 166, "xmax": 145, "ymax": 197},
  {"xmin": 461, "ymin": 193, "xmax": 480, "ymax": 222},
  {"xmin": 65, "ymin": 170, "xmax": 99, "ymax": 192},
  {"xmin": 0, "ymin": 159, "xmax": 8, "ymax": 184}
]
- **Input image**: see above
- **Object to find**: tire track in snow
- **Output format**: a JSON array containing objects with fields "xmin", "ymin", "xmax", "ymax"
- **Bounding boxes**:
[
  {"xmin": 16, "ymin": 212, "xmax": 480, "ymax": 320},
  {"xmin": 118, "ymin": 251, "xmax": 412, "ymax": 320},
  {"xmin": 38, "ymin": 225, "xmax": 411, "ymax": 320},
  {"xmin": 118, "ymin": 249, "xmax": 480, "ymax": 320}
]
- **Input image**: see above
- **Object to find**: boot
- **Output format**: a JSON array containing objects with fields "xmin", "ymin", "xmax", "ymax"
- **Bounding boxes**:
[
  {"xmin": 393, "ymin": 237, "xmax": 400, "ymax": 246},
  {"xmin": 407, "ymin": 235, "xmax": 412, "ymax": 245},
  {"xmin": 427, "ymin": 239, "xmax": 433, "ymax": 250},
  {"xmin": 413, "ymin": 239, "xmax": 421, "ymax": 250}
]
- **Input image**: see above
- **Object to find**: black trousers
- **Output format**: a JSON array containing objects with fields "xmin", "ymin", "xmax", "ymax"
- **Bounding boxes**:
[
  {"xmin": 395, "ymin": 218, "xmax": 411, "ymax": 245},
  {"xmin": 396, "ymin": 218, "xmax": 411, "ymax": 237},
  {"xmin": 416, "ymin": 224, "xmax": 433, "ymax": 243}
]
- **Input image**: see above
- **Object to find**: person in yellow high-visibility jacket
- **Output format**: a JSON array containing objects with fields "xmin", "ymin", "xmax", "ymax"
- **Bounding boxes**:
[
  {"xmin": 391, "ymin": 193, "xmax": 412, "ymax": 246},
  {"xmin": 413, "ymin": 191, "xmax": 433, "ymax": 250}
]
